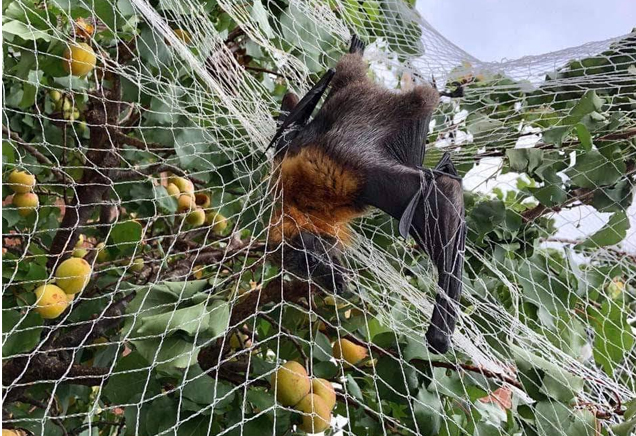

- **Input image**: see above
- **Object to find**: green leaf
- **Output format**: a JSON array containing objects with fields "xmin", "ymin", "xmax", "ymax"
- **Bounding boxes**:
[
  {"xmin": 136, "ymin": 301, "xmax": 210, "ymax": 336},
  {"xmin": 153, "ymin": 280, "xmax": 209, "ymax": 300},
  {"xmin": 136, "ymin": 299, "xmax": 228, "ymax": 337},
  {"xmin": 132, "ymin": 335, "xmax": 200, "ymax": 373},
  {"xmin": 534, "ymin": 401, "xmax": 571, "ymax": 436},
  {"xmin": 516, "ymin": 254, "xmax": 572, "ymax": 313},
  {"xmin": 145, "ymin": 395, "xmax": 178, "ymax": 436},
  {"xmin": 413, "ymin": 388, "xmax": 443, "ymax": 435},
  {"xmin": 507, "ymin": 148, "xmax": 544, "ymax": 173},
  {"xmin": 577, "ymin": 211, "xmax": 630, "ymax": 248},
  {"xmin": 250, "ymin": 0, "xmax": 274, "ymax": 39},
  {"xmin": 103, "ymin": 352, "xmax": 161, "ymax": 405},
  {"xmin": 313, "ymin": 361, "xmax": 338, "ymax": 379},
  {"xmin": 468, "ymin": 199, "xmax": 506, "ymax": 241},
  {"xmin": 279, "ymin": 4, "xmax": 333, "ymax": 56},
  {"xmin": 592, "ymin": 179, "xmax": 633, "ymax": 212},
  {"xmin": 510, "ymin": 343, "xmax": 584, "ymax": 402},
  {"xmin": 311, "ymin": 331, "xmax": 332, "ymax": 362},
  {"xmin": 565, "ymin": 90, "xmax": 604, "ymax": 125},
  {"xmin": 182, "ymin": 367, "xmax": 235, "ymax": 409},
  {"xmin": 530, "ymin": 185, "xmax": 567, "ymax": 208},
  {"xmin": 153, "ymin": 185, "xmax": 177, "ymax": 213},
  {"xmin": 2, "ymin": 20, "xmax": 51, "ymax": 41},
  {"xmin": 2, "ymin": 310, "xmax": 43, "ymax": 357},
  {"xmin": 346, "ymin": 374, "xmax": 364, "ymax": 401},
  {"xmin": 176, "ymin": 416, "xmax": 215, "ymax": 436},
  {"xmin": 542, "ymin": 126, "xmax": 571, "ymax": 146},
  {"xmin": 109, "ymin": 220, "xmax": 143, "ymax": 255},
  {"xmin": 574, "ymin": 123, "xmax": 592, "ymax": 151},
  {"xmin": 566, "ymin": 149, "xmax": 625, "ymax": 188},
  {"xmin": 589, "ymin": 299, "xmax": 634, "ymax": 376}
]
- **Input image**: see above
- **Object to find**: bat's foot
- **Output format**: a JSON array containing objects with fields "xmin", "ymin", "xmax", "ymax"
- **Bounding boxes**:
[
  {"xmin": 349, "ymin": 34, "xmax": 366, "ymax": 54},
  {"xmin": 434, "ymin": 152, "xmax": 460, "ymax": 178},
  {"xmin": 425, "ymin": 326, "xmax": 451, "ymax": 354}
]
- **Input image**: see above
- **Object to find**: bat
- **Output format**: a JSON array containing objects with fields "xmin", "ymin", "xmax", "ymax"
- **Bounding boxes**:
[{"xmin": 267, "ymin": 35, "xmax": 466, "ymax": 354}]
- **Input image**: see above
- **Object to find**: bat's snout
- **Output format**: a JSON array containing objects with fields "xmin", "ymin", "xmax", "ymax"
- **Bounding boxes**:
[{"xmin": 283, "ymin": 231, "xmax": 348, "ymax": 295}]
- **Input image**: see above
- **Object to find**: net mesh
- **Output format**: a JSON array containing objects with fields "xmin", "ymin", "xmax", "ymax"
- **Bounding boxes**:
[{"xmin": 2, "ymin": 1, "xmax": 635, "ymax": 435}]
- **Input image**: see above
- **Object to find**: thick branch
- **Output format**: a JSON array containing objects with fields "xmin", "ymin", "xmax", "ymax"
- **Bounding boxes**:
[
  {"xmin": 3, "ymin": 293, "xmax": 135, "ymax": 397},
  {"xmin": 46, "ymin": 76, "xmax": 123, "ymax": 268}
]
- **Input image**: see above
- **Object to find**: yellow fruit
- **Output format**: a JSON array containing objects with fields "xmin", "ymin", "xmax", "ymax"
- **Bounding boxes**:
[
  {"xmin": 75, "ymin": 234, "xmax": 85, "ymax": 247},
  {"xmin": 206, "ymin": 212, "xmax": 228, "ymax": 233},
  {"xmin": 229, "ymin": 332, "xmax": 246, "ymax": 349},
  {"xmin": 194, "ymin": 193, "xmax": 211, "ymax": 209},
  {"xmin": 12, "ymin": 193, "xmax": 39, "ymax": 216},
  {"xmin": 186, "ymin": 208, "xmax": 206, "ymax": 226},
  {"xmin": 173, "ymin": 29, "xmax": 192, "ymax": 44},
  {"xmin": 169, "ymin": 176, "xmax": 194, "ymax": 196},
  {"xmin": 608, "ymin": 278, "xmax": 625, "ymax": 299},
  {"xmin": 34, "ymin": 284, "xmax": 68, "ymax": 319},
  {"xmin": 295, "ymin": 394, "xmax": 332, "ymax": 434},
  {"xmin": 130, "ymin": 257, "xmax": 144, "ymax": 272},
  {"xmin": 62, "ymin": 98, "xmax": 72, "ymax": 112},
  {"xmin": 63, "ymin": 42, "xmax": 96, "ymax": 76},
  {"xmin": 49, "ymin": 90, "xmax": 62, "ymax": 102},
  {"xmin": 332, "ymin": 339, "xmax": 368, "ymax": 366},
  {"xmin": 317, "ymin": 321, "xmax": 328, "ymax": 333},
  {"xmin": 270, "ymin": 361, "xmax": 310, "ymax": 406},
  {"xmin": 324, "ymin": 295, "xmax": 349, "ymax": 309},
  {"xmin": 178, "ymin": 194, "xmax": 195, "ymax": 213},
  {"xmin": 74, "ymin": 17, "xmax": 95, "ymax": 39},
  {"xmin": 54, "ymin": 257, "xmax": 92, "ymax": 295},
  {"xmin": 3, "ymin": 429, "xmax": 23, "ymax": 436},
  {"xmin": 72, "ymin": 247, "xmax": 88, "ymax": 258},
  {"xmin": 7, "ymin": 170, "xmax": 36, "ymax": 194},
  {"xmin": 192, "ymin": 266, "xmax": 204, "ymax": 279},
  {"xmin": 166, "ymin": 183, "xmax": 180, "ymax": 197},
  {"xmin": 95, "ymin": 242, "xmax": 109, "ymax": 262},
  {"xmin": 311, "ymin": 378, "xmax": 336, "ymax": 411},
  {"xmin": 69, "ymin": 108, "xmax": 80, "ymax": 121}
]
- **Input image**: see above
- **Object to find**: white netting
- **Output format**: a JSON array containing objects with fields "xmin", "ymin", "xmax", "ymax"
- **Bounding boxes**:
[{"xmin": 2, "ymin": 1, "xmax": 635, "ymax": 435}]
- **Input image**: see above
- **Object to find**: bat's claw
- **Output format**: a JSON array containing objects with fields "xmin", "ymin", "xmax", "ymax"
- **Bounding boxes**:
[
  {"xmin": 349, "ymin": 34, "xmax": 366, "ymax": 54},
  {"xmin": 426, "ymin": 326, "xmax": 451, "ymax": 354}
]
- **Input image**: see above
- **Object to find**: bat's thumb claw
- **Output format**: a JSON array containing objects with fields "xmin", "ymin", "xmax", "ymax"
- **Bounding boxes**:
[
  {"xmin": 425, "ymin": 326, "xmax": 451, "ymax": 354},
  {"xmin": 348, "ymin": 34, "xmax": 366, "ymax": 54}
]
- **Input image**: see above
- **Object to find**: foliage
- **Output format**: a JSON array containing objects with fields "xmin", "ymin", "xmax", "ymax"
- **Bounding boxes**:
[{"xmin": 2, "ymin": 1, "xmax": 635, "ymax": 435}]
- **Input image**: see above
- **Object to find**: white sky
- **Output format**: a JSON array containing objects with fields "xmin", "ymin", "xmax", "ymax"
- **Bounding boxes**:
[
  {"xmin": 417, "ymin": 0, "xmax": 636, "ymax": 61},
  {"xmin": 415, "ymin": 1, "xmax": 636, "ymax": 251}
]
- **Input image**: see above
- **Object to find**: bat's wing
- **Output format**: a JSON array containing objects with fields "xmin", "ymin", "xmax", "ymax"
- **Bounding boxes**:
[
  {"xmin": 267, "ymin": 34, "xmax": 365, "ymax": 155},
  {"xmin": 266, "ymin": 69, "xmax": 335, "ymax": 155},
  {"xmin": 361, "ymin": 155, "xmax": 466, "ymax": 354}
]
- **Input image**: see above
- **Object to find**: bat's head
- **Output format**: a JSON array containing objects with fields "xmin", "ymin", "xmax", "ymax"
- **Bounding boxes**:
[{"xmin": 283, "ymin": 231, "xmax": 347, "ymax": 294}]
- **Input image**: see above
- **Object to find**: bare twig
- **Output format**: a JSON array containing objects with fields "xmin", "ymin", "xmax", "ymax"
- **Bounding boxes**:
[
  {"xmin": 114, "ymin": 131, "xmax": 174, "ymax": 154},
  {"xmin": 2, "ymin": 126, "xmax": 73, "ymax": 184},
  {"xmin": 522, "ymin": 188, "xmax": 595, "ymax": 223}
]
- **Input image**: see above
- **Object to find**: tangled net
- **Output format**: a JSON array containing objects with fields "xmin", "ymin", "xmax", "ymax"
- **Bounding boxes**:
[{"xmin": 2, "ymin": 1, "xmax": 635, "ymax": 435}]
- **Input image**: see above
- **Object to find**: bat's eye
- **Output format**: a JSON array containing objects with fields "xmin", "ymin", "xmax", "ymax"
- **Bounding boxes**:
[{"xmin": 305, "ymin": 253, "xmax": 320, "ymax": 269}]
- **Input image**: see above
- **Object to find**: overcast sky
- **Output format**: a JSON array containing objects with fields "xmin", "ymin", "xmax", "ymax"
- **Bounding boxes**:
[{"xmin": 417, "ymin": 0, "xmax": 636, "ymax": 61}]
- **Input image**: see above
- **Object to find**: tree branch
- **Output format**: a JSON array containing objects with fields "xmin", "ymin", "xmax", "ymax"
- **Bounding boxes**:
[
  {"xmin": 2, "ymin": 126, "xmax": 73, "ymax": 184},
  {"xmin": 521, "ymin": 188, "xmax": 594, "ymax": 223}
]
